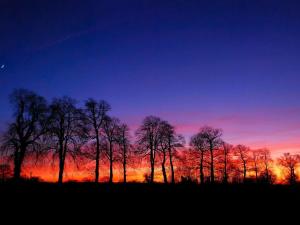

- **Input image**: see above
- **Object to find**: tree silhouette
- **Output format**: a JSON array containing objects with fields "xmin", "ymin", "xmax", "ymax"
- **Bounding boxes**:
[
  {"xmin": 259, "ymin": 149, "xmax": 272, "ymax": 183},
  {"xmin": 252, "ymin": 150, "xmax": 260, "ymax": 182},
  {"xmin": 190, "ymin": 133, "xmax": 207, "ymax": 184},
  {"xmin": 84, "ymin": 99, "xmax": 110, "ymax": 183},
  {"xmin": 198, "ymin": 126, "xmax": 223, "ymax": 183},
  {"xmin": 116, "ymin": 123, "xmax": 131, "ymax": 183},
  {"xmin": 234, "ymin": 145, "xmax": 250, "ymax": 183},
  {"xmin": 278, "ymin": 153, "xmax": 300, "ymax": 184},
  {"xmin": 48, "ymin": 97, "xmax": 88, "ymax": 184},
  {"xmin": 0, "ymin": 164, "xmax": 12, "ymax": 181},
  {"xmin": 157, "ymin": 121, "xmax": 184, "ymax": 183},
  {"xmin": 221, "ymin": 142, "xmax": 233, "ymax": 184},
  {"xmin": 135, "ymin": 116, "xmax": 162, "ymax": 183},
  {"xmin": 2, "ymin": 89, "xmax": 300, "ymax": 185},
  {"xmin": 0, "ymin": 89, "xmax": 49, "ymax": 180},
  {"xmin": 102, "ymin": 116, "xmax": 120, "ymax": 183}
]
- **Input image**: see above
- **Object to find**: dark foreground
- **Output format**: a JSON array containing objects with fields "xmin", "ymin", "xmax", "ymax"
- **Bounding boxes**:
[{"xmin": 1, "ymin": 182, "xmax": 299, "ymax": 222}]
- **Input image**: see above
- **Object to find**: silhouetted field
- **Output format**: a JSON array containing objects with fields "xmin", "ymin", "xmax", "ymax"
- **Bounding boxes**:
[{"xmin": 1, "ymin": 181, "xmax": 300, "ymax": 217}]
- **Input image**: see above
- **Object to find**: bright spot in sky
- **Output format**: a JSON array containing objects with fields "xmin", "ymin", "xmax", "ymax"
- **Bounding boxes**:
[{"xmin": 0, "ymin": 64, "xmax": 5, "ymax": 69}]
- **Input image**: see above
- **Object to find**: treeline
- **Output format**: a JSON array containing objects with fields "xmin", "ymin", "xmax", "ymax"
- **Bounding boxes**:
[{"xmin": 0, "ymin": 89, "xmax": 300, "ymax": 184}]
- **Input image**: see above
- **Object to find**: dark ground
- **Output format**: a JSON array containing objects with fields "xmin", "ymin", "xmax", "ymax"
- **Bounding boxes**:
[{"xmin": 0, "ymin": 182, "xmax": 299, "ymax": 222}]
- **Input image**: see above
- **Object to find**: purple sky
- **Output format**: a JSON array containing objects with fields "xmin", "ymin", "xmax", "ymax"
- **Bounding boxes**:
[{"xmin": 1, "ymin": 0, "xmax": 300, "ymax": 156}]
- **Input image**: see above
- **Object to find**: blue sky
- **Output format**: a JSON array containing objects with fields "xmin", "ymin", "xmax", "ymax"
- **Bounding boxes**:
[{"xmin": 1, "ymin": 0, "xmax": 300, "ymax": 155}]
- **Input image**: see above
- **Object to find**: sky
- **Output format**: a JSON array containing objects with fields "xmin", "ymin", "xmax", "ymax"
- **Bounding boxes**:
[{"xmin": 1, "ymin": 0, "xmax": 300, "ymax": 157}]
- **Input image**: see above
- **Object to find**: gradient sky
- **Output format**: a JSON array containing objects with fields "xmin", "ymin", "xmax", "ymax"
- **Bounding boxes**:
[{"xmin": 1, "ymin": 0, "xmax": 300, "ymax": 157}]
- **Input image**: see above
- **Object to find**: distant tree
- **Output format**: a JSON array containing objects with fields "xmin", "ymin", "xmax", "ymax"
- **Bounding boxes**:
[
  {"xmin": 0, "ymin": 89, "xmax": 49, "ymax": 180},
  {"xmin": 84, "ymin": 98, "xmax": 110, "ymax": 183},
  {"xmin": 278, "ymin": 153, "xmax": 300, "ymax": 184},
  {"xmin": 198, "ymin": 126, "xmax": 223, "ymax": 183},
  {"xmin": 259, "ymin": 148, "xmax": 272, "ymax": 183},
  {"xmin": 135, "ymin": 116, "xmax": 162, "ymax": 183},
  {"xmin": 221, "ymin": 142, "xmax": 233, "ymax": 184},
  {"xmin": 190, "ymin": 133, "xmax": 207, "ymax": 184},
  {"xmin": 0, "ymin": 164, "xmax": 12, "ymax": 181},
  {"xmin": 48, "ymin": 97, "xmax": 88, "ymax": 184},
  {"xmin": 116, "ymin": 123, "xmax": 131, "ymax": 183},
  {"xmin": 102, "ymin": 116, "xmax": 120, "ymax": 183},
  {"xmin": 234, "ymin": 145, "xmax": 251, "ymax": 183},
  {"xmin": 252, "ymin": 150, "xmax": 260, "ymax": 182},
  {"xmin": 176, "ymin": 148, "xmax": 198, "ymax": 182}
]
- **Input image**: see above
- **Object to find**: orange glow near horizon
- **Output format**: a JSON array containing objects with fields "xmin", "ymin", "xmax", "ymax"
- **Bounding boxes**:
[{"xmin": 16, "ymin": 150, "xmax": 299, "ymax": 184}]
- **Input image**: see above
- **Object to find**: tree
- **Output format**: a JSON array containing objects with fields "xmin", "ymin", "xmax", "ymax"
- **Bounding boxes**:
[
  {"xmin": 102, "ymin": 116, "xmax": 120, "ymax": 183},
  {"xmin": 278, "ymin": 153, "xmax": 300, "ymax": 184},
  {"xmin": 190, "ymin": 133, "xmax": 207, "ymax": 184},
  {"xmin": 116, "ymin": 123, "xmax": 131, "ymax": 183},
  {"xmin": 221, "ymin": 142, "xmax": 233, "ymax": 184},
  {"xmin": 48, "ymin": 97, "xmax": 88, "ymax": 184},
  {"xmin": 163, "ymin": 123, "xmax": 184, "ymax": 184},
  {"xmin": 259, "ymin": 148, "xmax": 272, "ymax": 183},
  {"xmin": 234, "ymin": 145, "xmax": 250, "ymax": 183},
  {"xmin": 135, "ymin": 116, "xmax": 162, "ymax": 183},
  {"xmin": 0, "ymin": 164, "xmax": 12, "ymax": 181},
  {"xmin": 157, "ymin": 122, "xmax": 169, "ymax": 184},
  {"xmin": 84, "ymin": 98, "xmax": 110, "ymax": 183},
  {"xmin": 0, "ymin": 89, "xmax": 49, "ymax": 180},
  {"xmin": 198, "ymin": 126, "xmax": 223, "ymax": 183},
  {"xmin": 252, "ymin": 150, "xmax": 260, "ymax": 182},
  {"xmin": 157, "ymin": 121, "xmax": 184, "ymax": 184}
]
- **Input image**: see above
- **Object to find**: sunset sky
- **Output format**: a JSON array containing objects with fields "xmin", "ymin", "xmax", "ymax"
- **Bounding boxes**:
[{"xmin": 1, "ymin": 0, "xmax": 300, "ymax": 159}]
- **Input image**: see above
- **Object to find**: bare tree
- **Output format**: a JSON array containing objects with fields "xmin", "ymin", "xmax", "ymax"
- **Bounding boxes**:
[
  {"xmin": 84, "ymin": 98, "xmax": 110, "ymax": 183},
  {"xmin": 48, "ymin": 97, "xmax": 88, "ymax": 184},
  {"xmin": 102, "ymin": 116, "xmax": 120, "ymax": 183},
  {"xmin": 259, "ymin": 148, "xmax": 272, "ymax": 183},
  {"xmin": 157, "ymin": 121, "xmax": 184, "ymax": 184},
  {"xmin": 0, "ymin": 164, "xmax": 12, "ymax": 181},
  {"xmin": 221, "ymin": 142, "xmax": 233, "ymax": 184},
  {"xmin": 198, "ymin": 126, "xmax": 223, "ymax": 183},
  {"xmin": 252, "ymin": 150, "xmax": 260, "ymax": 182},
  {"xmin": 163, "ymin": 123, "xmax": 184, "ymax": 184},
  {"xmin": 278, "ymin": 153, "xmax": 300, "ymax": 184},
  {"xmin": 116, "ymin": 123, "xmax": 131, "ymax": 183},
  {"xmin": 135, "ymin": 116, "xmax": 161, "ymax": 183},
  {"xmin": 190, "ymin": 133, "xmax": 207, "ymax": 184},
  {"xmin": 0, "ymin": 89, "xmax": 49, "ymax": 180},
  {"xmin": 234, "ymin": 145, "xmax": 250, "ymax": 183},
  {"xmin": 158, "ymin": 123, "xmax": 169, "ymax": 184}
]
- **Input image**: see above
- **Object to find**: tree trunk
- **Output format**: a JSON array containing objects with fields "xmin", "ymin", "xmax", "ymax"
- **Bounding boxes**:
[
  {"xmin": 123, "ymin": 144, "xmax": 127, "ymax": 183},
  {"xmin": 13, "ymin": 145, "xmax": 26, "ymax": 180},
  {"xmin": 168, "ymin": 147, "xmax": 175, "ymax": 184},
  {"xmin": 58, "ymin": 158, "xmax": 65, "ymax": 184},
  {"xmin": 200, "ymin": 151, "xmax": 204, "ymax": 184},
  {"xmin": 223, "ymin": 153, "xmax": 228, "ymax": 184},
  {"xmin": 150, "ymin": 148, "xmax": 155, "ymax": 183},
  {"xmin": 243, "ymin": 162, "xmax": 247, "ymax": 182},
  {"xmin": 123, "ymin": 161, "xmax": 126, "ymax": 184},
  {"xmin": 58, "ymin": 142, "xmax": 66, "ymax": 184},
  {"xmin": 109, "ymin": 142, "xmax": 113, "ymax": 183},
  {"xmin": 162, "ymin": 151, "xmax": 168, "ymax": 184},
  {"xmin": 95, "ymin": 132, "xmax": 100, "ymax": 183},
  {"xmin": 13, "ymin": 151, "xmax": 21, "ymax": 180},
  {"xmin": 265, "ymin": 164, "xmax": 269, "ymax": 183},
  {"xmin": 254, "ymin": 162, "xmax": 258, "ymax": 182},
  {"xmin": 210, "ymin": 143, "xmax": 214, "ymax": 183},
  {"xmin": 290, "ymin": 167, "xmax": 295, "ymax": 184},
  {"xmin": 13, "ymin": 154, "xmax": 22, "ymax": 180}
]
